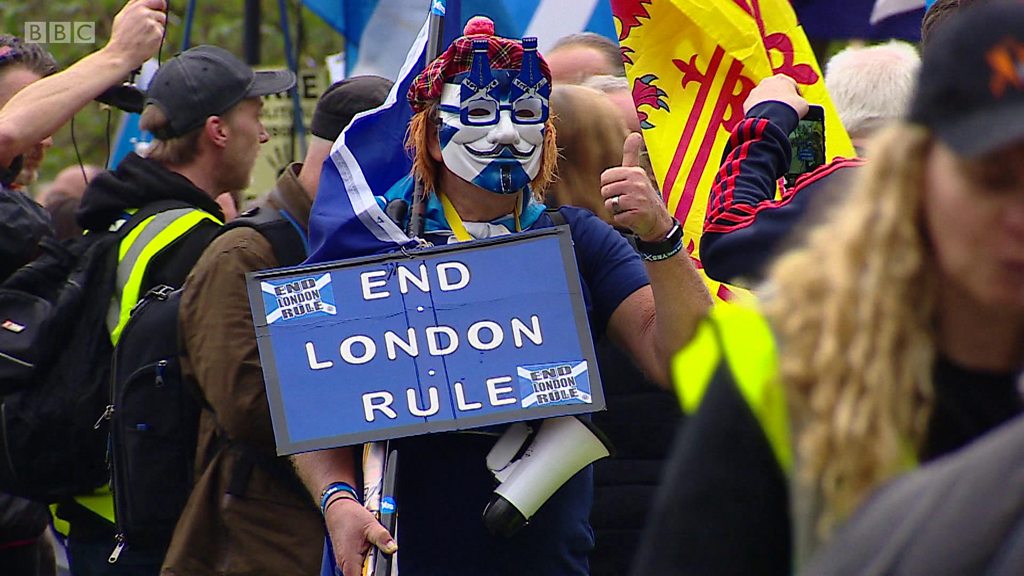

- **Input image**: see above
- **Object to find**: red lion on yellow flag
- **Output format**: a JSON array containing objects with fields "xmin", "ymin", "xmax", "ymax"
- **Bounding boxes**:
[{"xmin": 610, "ymin": 0, "xmax": 855, "ymax": 303}]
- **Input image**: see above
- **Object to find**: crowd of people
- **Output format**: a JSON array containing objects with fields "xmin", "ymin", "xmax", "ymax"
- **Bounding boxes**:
[{"xmin": 1, "ymin": 0, "xmax": 1023, "ymax": 574}]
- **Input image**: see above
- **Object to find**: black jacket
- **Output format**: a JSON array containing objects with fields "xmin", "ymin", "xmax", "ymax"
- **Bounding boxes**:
[
  {"xmin": 61, "ymin": 152, "xmax": 224, "ymax": 537},
  {"xmin": 77, "ymin": 153, "xmax": 224, "ymax": 289},
  {"xmin": 0, "ymin": 187, "xmax": 52, "ymax": 281},
  {"xmin": 0, "ymin": 161, "xmax": 54, "ymax": 545}
]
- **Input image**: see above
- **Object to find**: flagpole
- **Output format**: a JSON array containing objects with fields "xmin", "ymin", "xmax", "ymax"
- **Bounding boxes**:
[
  {"xmin": 367, "ymin": 7, "xmax": 447, "ymax": 575},
  {"xmin": 406, "ymin": 0, "xmax": 447, "ymax": 239}
]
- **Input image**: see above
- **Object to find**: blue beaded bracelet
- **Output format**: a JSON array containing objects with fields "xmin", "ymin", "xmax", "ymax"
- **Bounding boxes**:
[{"xmin": 320, "ymin": 482, "xmax": 360, "ymax": 515}]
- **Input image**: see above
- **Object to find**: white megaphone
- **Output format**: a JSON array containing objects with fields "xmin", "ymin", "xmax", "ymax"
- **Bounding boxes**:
[{"xmin": 482, "ymin": 415, "xmax": 614, "ymax": 537}]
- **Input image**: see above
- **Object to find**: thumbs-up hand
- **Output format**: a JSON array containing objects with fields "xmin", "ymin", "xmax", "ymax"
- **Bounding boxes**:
[
  {"xmin": 621, "ymin": 130, "xmax": 642, "ymax": 168},
  {"xmin": 600, "ymin": 133, "xmax": 674, "ymax": 243}
]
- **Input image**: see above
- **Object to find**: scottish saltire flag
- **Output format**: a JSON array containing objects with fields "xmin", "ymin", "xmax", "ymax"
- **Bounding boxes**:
[
  {"xmin": 609, "ymin": 0, "xmax": 856, "ymax": 303},
  {"xmin": 305, "ymin": 16, "xmax": 431, "ymax": 263},
  {"xmin": 307, "ymin": 0, "xmax": 473, "ymax": 263},
  {"xmin": 301, "ymin": 0, "xmax": 617, "ymax": 80}
]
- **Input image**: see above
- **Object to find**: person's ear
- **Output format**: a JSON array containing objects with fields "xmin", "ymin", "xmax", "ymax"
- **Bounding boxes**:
[{"xmin": 204, "ymin": 115, "xmax": 230, "ymax": 149}]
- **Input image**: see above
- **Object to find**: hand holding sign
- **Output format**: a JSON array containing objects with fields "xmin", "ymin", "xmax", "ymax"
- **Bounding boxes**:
[
  {"xmin": 600, "ymin": 133, "xmax": 675, "ymax": 242},
  {"xmin": 325, "ymin": 498, "xmax": 397, "ymax": 576}
]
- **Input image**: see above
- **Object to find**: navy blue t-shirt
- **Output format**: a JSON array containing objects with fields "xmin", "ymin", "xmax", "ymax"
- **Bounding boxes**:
[{"xmin": 388, "ymin": 206, "xmax": 650, "ymax": 576}]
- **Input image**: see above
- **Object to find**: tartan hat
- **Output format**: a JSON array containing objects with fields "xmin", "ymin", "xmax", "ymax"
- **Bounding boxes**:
[{"xmin": 407, "ymin": 16, "xmax": 552, "ymax": 112}]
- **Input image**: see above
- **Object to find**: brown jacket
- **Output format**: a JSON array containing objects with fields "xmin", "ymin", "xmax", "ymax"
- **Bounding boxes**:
[{"xmin": 163, "ymin": 164, "xmax": 323, "ymax": 576}]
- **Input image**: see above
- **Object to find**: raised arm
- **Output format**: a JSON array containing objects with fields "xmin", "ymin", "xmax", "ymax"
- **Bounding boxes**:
[
  {"xmin": 0, "ymin": 0, "xmax": 167, "ymax": 167},
  {"xmin": 600, "ymin": 133, "xmax": 713, "ymax": 387}
]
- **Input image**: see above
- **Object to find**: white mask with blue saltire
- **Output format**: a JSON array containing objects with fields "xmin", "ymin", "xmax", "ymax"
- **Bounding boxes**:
[{"xmin": 437, "ymin": 37, "xmax": 550, "ymax": 195}]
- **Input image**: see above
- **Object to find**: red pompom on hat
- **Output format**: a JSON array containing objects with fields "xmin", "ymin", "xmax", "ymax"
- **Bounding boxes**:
[
  {"xmin": 463, "ymin": 16, "xmax": 494, "ymax": 36},
  {"xmin": 407, "ymin": 16, "xmax": 551, "ymax": 113}
]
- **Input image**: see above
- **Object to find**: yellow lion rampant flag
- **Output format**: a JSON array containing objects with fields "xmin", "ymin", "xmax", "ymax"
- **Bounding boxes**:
[{"xmin": 610, "ymin": 0, "xmax": 855, "ymax": 302}]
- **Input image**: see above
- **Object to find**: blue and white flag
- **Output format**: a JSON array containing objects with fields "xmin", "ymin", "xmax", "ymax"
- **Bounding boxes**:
[
  {"xmin": 301, "ymin": 0, "xmax": 617, "ymax": 81},
  {"xmin": 305, "ymin": 16, "xmax": 431, "ymax": 263}
]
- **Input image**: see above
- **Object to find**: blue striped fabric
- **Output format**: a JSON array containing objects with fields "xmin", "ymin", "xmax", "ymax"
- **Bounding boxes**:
[
  {"xmin": 300, "ymin": 0, "xmax": 617, "ymax": 78},
  {"xmin": 305, "ymin": 15, "xmax": 433, "ymax": 263}
]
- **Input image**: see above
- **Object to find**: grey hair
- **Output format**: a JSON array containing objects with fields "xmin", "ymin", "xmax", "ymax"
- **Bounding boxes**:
[{"xmin": 825, "ymin": 41, "xmax": 920, "ymax": 139}]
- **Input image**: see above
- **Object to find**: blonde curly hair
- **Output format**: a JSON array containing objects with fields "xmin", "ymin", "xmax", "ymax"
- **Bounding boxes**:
[
  {"xmin": 404, "ymin": 101, "xmax": 559, "ymax": 200},
  {"xmin": 763, "ymin": 122, "xmax": 938, "ymax": 534}
]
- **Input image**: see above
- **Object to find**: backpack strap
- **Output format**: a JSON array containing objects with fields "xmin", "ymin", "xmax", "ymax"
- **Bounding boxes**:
[
  {"xmin": 202, "ymin": 205, "xmax": 310, "ymax": 499},
  {"xmin": 545, "ymin": 207, "xmax": 567, "ymax": 227},
  {"xmin": 106, "ymin": 201, "xmax": 222, "ymax": 344},
  {"xmin": 221, "ymin": 205, "xmax": 308, "ymax": 267}
]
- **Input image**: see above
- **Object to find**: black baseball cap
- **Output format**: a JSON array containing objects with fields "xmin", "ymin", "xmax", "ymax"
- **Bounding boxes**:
[
  {"xmin": 145, "ymin": 45, "xmax": 296, "ymax": 138},
  {"xmin": 909, "ymin": 0, "xmax": 1024, "ymax": 157}
]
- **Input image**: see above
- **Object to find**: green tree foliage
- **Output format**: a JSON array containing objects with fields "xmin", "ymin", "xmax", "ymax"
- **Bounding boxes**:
[{"xmin": 2, "ymin": 0, "xmax": 341, "ymax": 191}]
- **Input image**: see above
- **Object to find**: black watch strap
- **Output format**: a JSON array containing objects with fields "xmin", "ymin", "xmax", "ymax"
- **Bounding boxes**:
[{"xmin": 635, "ymin": 218, "xmax": 684, "ymax": 262}]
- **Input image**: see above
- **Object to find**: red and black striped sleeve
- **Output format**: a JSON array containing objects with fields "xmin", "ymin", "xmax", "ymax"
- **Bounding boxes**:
[{"xmin": 701, "ymin": 102, "xmax": 864, "ymax": 284}]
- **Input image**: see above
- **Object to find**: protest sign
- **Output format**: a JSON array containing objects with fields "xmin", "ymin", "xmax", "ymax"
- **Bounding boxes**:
[{"xmin": 248, "ymin": 227, "xmax": 603, "ymax": 454}]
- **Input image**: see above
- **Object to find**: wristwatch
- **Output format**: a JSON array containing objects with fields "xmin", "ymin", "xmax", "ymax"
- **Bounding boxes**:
[{"xmin": 635, "ymin": 218, "xmax": 684, "ymax": 262}]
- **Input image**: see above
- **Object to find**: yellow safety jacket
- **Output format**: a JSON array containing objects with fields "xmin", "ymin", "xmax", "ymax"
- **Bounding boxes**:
[
  {"xmin": 53, "ymin": 206, "xmax": 221, "ymax": 536},
  {"xmin": 672, "ymin": 303, "xmax": 793, "ymax": 473}
]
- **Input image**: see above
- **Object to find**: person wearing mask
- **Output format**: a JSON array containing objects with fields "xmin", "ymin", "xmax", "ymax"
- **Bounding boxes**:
[{"xmin": 296, "ymin": 18, "xmax": 710, "ymax": 576}]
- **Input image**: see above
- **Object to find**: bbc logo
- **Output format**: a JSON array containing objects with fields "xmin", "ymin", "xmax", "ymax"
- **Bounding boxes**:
[{"xmin": 23, "ymin": 22, "xmax": 96, "ymax": 44}]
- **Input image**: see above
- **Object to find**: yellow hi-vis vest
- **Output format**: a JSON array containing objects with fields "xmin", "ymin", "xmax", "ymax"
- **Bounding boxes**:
[
  {"xmin": 671, "ymin": 304, "xmax": 794, "ymax": 474},
  {"xmin": 57, "ymin": 206, "xmax": 221, "ymax": 533}
]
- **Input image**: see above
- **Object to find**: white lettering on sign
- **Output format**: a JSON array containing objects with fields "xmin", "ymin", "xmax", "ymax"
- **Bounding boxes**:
[
  {"xmin": 468, "ymin": 321, "xmax": 503, "ymax": 351},
  {"xmin": 359, "ymin": 375, "xmax": 522, "ymax": 423},
  {"xmin": 303, "ymin": 316, "xmax": 545, "ymax": 370},
  {"xmin": 385, "ymin": 328, "xmax": 419, "ymax": 360},
  {"xmin": 453, "ymin": 382, "xmax": 483, "ymax": 411},
  {"xmin": 397, "ymin": 263, "xmax": 430, "ymax": 294},
  {"xmin": 361, "ymin": 270, "xmax": 390, "ymax": 301},
  {"xmin": 363, "ymin": 392, "xmax": 397, "ymax": 421},
  {"xmin": 358, "ymin": 260, "xmax": 472, "ymax": 303},
  {"xmin": 437, "ymin": 262, "xmax": 470, "ymax": 291},
  {"xmin": 340, "ymin": 335, "xmax": 376, "ymax": 365},
  {"xmin": 512, "ymin": 315, "xmax": 543, "ymax": 348},
  {"xmin": 486, "ymin": 376, "xmax": 517, "ymax": 406},
  {"xmin": 407, "ymin": 387, "xmax": 440, "ymax": 417},
  {"xmin": 426, "ymin": 326, "xmax": 459, "ymax": 356},
  {"xmin": 306, "ymin": 342, "xmax": 334, "ymax": 370}
]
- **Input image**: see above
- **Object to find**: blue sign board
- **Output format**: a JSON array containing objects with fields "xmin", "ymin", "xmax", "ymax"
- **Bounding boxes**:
[{"xmin": 247, "ymin": 227, "xmax": 603, "ymax": 455}]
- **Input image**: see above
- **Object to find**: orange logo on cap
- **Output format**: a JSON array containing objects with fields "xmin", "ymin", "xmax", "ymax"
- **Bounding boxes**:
[{"xmin": 987, "ymin": 38, "xmax": 1024, "ymax": 98}]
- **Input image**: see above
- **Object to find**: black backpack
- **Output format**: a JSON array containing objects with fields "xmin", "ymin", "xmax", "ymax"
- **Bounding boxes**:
[
  {"xmin": 0, "ymin": 201, "xmax": 193, "ymax": 500},
  {"xmin": 107, "ymin": 205, "xmax": 307, "ymax": 553}
]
